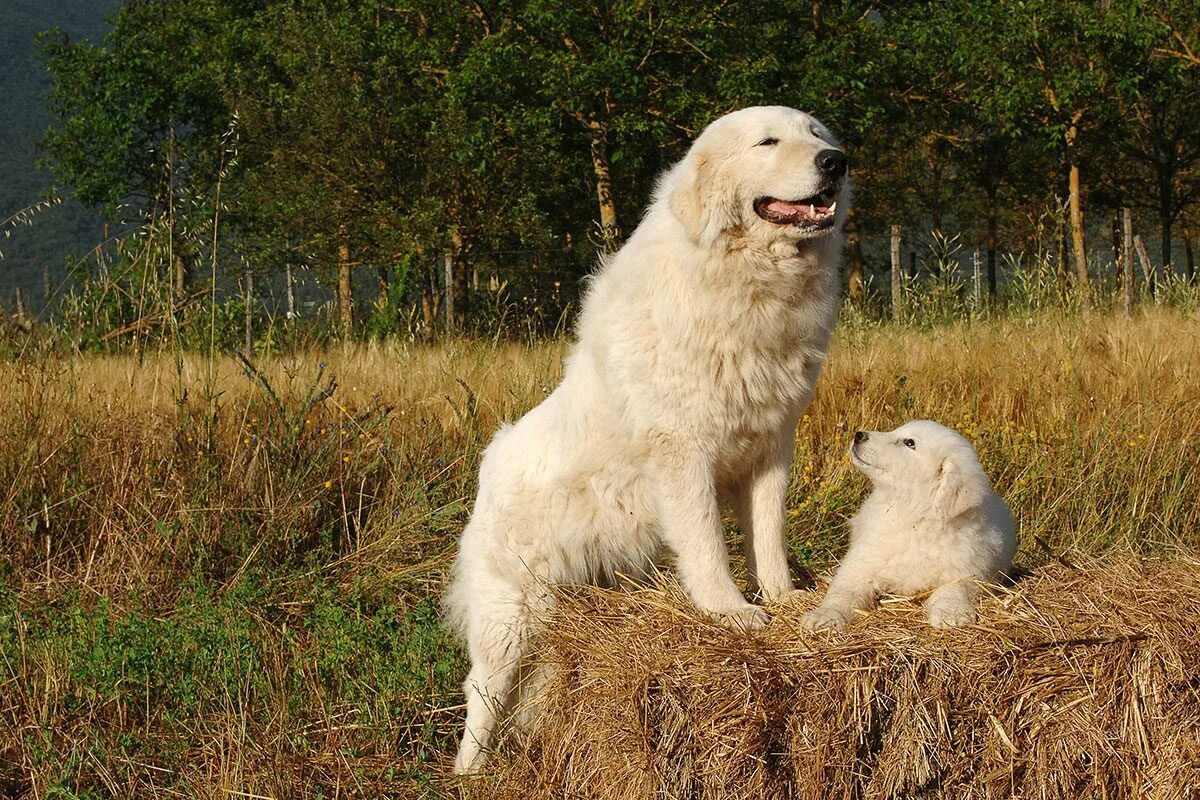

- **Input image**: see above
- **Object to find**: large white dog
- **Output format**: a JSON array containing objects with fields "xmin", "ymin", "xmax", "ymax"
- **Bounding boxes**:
[
  {"xmin": 801, "ymin": 421, "xmax": 1017, "ymax": 632},
  {"xmin": 445, "ymin": 106, "xmax": 850, "ymax": 773}
]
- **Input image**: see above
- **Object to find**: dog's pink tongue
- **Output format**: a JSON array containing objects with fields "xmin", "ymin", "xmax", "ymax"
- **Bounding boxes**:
[{"xmin": 764, "ymin": 199, "xmax": 810, "ymax": 218}]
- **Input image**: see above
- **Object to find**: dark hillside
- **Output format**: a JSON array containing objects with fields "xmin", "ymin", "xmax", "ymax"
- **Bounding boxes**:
[{"xmin": 0, "ymin": 0, "xmax": 117, "ymax": 312}]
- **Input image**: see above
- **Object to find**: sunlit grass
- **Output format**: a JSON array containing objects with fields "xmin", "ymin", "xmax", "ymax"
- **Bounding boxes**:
[{"xmin": 1, "ymin": 306, "xmax": 1197, "ymax": 796}]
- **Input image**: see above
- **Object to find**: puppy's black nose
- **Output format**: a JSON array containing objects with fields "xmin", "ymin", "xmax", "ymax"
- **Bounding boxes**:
[
  {"xmin": 854, "ymin": 430, "xmax": 868, "ymax": 444},
  {"xmin": 816, "ymin": 149, "xmax": 848, "ymax": 178}
]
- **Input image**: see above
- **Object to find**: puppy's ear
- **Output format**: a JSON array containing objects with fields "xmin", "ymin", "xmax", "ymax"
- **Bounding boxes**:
[
  {"xmin": 668, "ymin": 154, "xmax": 739, "ymax": 248},
  {"xmin": 933, "ymin": 453, "xmax": 989, "ymax": 520}
]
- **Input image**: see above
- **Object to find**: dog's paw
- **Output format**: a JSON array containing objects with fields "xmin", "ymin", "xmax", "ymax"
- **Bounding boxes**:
[
  {"xmin": 927, "ymin": 603, "xmax": 976, "ymax": 629},
  {"xmin": 800, "ymin": 606, "xmax": 849, "ymax": 633},
  {"xmin": 711, "ymin": 603, "xmax": 770, "ymax": 631}
]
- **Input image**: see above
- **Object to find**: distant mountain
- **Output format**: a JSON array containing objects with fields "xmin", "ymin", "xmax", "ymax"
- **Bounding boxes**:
[{"xmin": 0, "ymin": 0, "xmax": 118, "ymax": 313}]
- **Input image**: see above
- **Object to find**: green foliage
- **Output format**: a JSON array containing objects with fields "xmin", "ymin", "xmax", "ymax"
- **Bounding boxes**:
[
  {"xmin": 22, "ymin": 0, "xmax": 1200, "ymax": 344},
  {"xmin": 1, "ymin": 576, "xmax": 465, "ymax": 796}
]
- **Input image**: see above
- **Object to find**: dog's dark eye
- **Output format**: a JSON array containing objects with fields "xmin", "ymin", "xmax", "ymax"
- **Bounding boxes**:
[
  {"xmin": 756, "ymin": 137, "xmax": 779, "ymax": 147},
  {"xmin": 903, "ymin": 438, "xmax": 916, "ymax": 449}
]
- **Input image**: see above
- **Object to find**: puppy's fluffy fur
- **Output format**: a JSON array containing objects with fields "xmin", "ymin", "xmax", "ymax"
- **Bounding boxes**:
[
  {"xmin": 802, "ymin": 420, "xmax": 1016, "ymax": 632},
  {"xmin": 445, "ymin": 106, "xmax": 850, "ymax": 773}
]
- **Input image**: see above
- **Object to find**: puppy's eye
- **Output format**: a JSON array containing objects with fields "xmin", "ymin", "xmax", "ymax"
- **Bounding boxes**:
[
  {"xmin": 755, "ymin": 137, "xmax": 779, "ymax": 147},
  {"xmin": 903, "ymin": 438, "xmax": 916, "ymax": 449}
]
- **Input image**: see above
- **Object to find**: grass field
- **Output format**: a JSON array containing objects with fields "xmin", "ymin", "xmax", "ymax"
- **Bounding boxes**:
[{"xmin": 1, "ymin": 307, "xmax": 1198, "ymax": 798}]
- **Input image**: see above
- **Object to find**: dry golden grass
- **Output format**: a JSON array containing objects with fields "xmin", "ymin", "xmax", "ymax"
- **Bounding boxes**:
[
  {"xmin": 1, "ymin": 307, "xmax": 1198, "ymax": 797},
  {"xmin": 3, "ymin": 306, "xmax": 1197, "ymax": 613}
]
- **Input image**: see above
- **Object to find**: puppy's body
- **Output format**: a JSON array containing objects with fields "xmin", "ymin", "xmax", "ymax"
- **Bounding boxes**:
[
  {"xmin": 803, "ymin": 421, "xmax": 1016, "ymax": 631},
  {"xmin": 446, "ymin": 106, "xmax": 849, "ymax": 773}
]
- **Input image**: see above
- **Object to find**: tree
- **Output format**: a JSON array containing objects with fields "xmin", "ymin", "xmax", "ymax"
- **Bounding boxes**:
[
  {"xmin": 41, "ymin": 0, "xmax": 259, "ymax": 296},
  {"xmin": 1098, "ymin": 1, "xmax": 1200, "ymax": 279}
]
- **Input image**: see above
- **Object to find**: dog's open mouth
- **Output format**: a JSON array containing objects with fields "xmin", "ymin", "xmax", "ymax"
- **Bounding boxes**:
[{"xmin": 754, "ymin": 187, "xmax": 838, "ymax": 229}]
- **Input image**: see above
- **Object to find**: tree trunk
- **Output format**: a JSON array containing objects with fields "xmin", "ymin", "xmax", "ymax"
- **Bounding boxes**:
[
  {"xmin": 890, "ymin": 225, "xmax": 903, "ymax": 322},
  {"xmin": 376, "ymin": 265, "xmax": 390, "ymax": 308},
  {"xmin": 844, "ymin": 206, "xmax": 866, "ymax": 300},
  {"xmin": 588, "ymin": 119, "xmax": 620, "ymax": 249},
  {"xmin": 421, "ymin": 262, "xmax": 440, "ymax": 334},
  {"xmin": 1055, "ymin": 205, "xmax": 1069, "ymax": 287},
  {"xmin": 1122, "ymin": 208, "xmax": 1134, "ymax": 316},
  {"xmin": 450, "ymin": 228, "xmax": 469, "ymax": 330},
  {"xmin": 985, "ymin": 183, "xmax": 999, "ymax": 299},
  {"xmin": 337, "ymin": 241, "xmax": 353, "ymax": 340},
  {"xmin": 1066, "ymin": 124, "xmax": 1089, "ymax": 285},
  {"xmin": 1159, "ymin": 165, "xmax": 1174, "ymax": 278},
  {"xmin": 1185, "ymin": 229, "xmax": 1196, "ymax": 284}
]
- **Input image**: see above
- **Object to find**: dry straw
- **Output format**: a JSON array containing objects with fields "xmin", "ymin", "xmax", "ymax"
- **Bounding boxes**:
[{"xmin": 470, "ymin": 554, "xmax": 1200, "ymax": 799}]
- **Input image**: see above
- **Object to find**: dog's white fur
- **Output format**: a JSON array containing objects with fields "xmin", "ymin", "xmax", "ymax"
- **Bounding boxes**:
[
  {"xmin": 444, "ymin": 106, "xmax": 849, "ymax": 773},
  {"xmin": 801, "ymin": 420, "xmax": 1016, "ymax": 632}
]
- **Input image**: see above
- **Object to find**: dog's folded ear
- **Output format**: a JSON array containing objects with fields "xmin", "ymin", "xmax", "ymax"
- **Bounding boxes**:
[
  {"xmin": 933, "ymin": 454, "xmax": 989, "ymax": 520},
  {"xmin": 668, "ymin": 154, "xmax": 739, "ymax": 248}
]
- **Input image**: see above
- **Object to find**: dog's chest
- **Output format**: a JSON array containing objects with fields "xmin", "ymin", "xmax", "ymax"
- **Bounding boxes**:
[{"xmin": 675, "ymin": 303, "xmax": 828, "ymax": 450}]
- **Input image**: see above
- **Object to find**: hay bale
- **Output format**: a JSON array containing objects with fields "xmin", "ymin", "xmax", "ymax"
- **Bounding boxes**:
[{"xmin": 474, "ymin": 555, "xmax": 1200, "ymax": 799}]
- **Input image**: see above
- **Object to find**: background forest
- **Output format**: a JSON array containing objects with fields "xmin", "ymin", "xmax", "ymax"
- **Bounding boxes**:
[{"xmin": 3, "ymin": 0, "xmax": 1200, "ymax": 347}]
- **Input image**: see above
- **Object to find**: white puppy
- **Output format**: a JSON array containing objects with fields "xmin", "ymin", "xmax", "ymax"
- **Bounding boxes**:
[
  {"xmin": 445, "ymin": 106, "xmax": 850, "ymax": 773},
  {"xmin": 802, "ymin": 421, "xmax": 1016, "ymax": 632}
]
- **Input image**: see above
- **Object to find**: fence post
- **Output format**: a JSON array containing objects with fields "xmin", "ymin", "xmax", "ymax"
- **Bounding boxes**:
[
  {"xmin": 1122, "ymin": 208, "xmax": 1134, "ymax": 316},
  {"xmin": 890, "ymin": 225, "xmax": 903, "ymax": 322},
  {"xmin": 972, "ymin": 250, "xmax": 982, "ymax": 310},
  {"xmin": 285, "ymin": 263, "xmax": 296, "ymax": 321},
  {"xmin": 443, "ymin": 250, "xmax": 456, "ymax": 333},
  {"xmin": 1133, "ymin": 235, "xmax": 1155, "ymax": 301},
  {"xmin": 243, "ymin": 265, "xmax": 254, "ymax": 356}
]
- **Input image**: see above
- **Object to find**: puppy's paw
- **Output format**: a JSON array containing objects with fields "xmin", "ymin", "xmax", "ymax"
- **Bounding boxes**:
[
  {"xmin": 711, "ymin": 603, "xmax": 770, "ymax": 631},
  {"xmin": 800, "ymin": 606, "xmax": 850, "ymax": 633},
  {"xmin": 927, "ymin": 603, "xmax": 976, "ymax": 629}
]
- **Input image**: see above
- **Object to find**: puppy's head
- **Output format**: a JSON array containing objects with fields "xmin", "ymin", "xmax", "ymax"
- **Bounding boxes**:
[
  {"xmin": 849, "ymin": 420, "xmax": 990, "ymax": 520},
  {"xmin": 662, "ymin": 105, "xmax": 850, "ymax": 250}
]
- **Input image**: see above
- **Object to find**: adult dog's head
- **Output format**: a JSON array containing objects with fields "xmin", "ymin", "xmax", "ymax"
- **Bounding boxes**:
[
  {"xmin": 849, "ymin": 420, "xmax": 991, "ymax": 521},
  {"xmin": 663, "ymin": 106, "xmax": 849, "ymax": 250}
]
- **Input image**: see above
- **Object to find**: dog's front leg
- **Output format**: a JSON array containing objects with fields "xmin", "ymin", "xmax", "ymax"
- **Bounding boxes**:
[
  {"xmin": 735, "ymin": 429, "xmax": 796, "ymax": 601},
  {"xmin": 926, "ymin": 580, "xmax": 979, "ymax": 628},
  {"xmin": 653, "ymin": 446, "xmax": 769, "ymax": 630}
]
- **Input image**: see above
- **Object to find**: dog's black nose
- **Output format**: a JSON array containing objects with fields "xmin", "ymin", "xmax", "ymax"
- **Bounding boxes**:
[
  {"xmin": 854, "ymin": 430, "xmax": 868, "ymax": 444},
  {"xmin": 816, "ymin": 149, "xmax": 848, "ymax": 178}
]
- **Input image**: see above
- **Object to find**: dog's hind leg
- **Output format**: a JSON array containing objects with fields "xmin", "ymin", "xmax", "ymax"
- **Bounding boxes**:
[{"xmin": 453, "ymin": 589, "xmax": 535, "ymax": 775}]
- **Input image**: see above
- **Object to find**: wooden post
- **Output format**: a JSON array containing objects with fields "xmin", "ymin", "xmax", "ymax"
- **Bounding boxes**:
[
  {"xmin": 1133, "ymin": 235, "xmax": 1155, "ymax": 301},
  {"xmin": 285, "ymin": 263, "xmax": 296, "ymax": 321},
  {"xmin": 972, "ymin": 250, "xmax": 982, "ymax": 310},
  {"xmin": 890, "ymin": 224, "xmax": 903, "ymax": 322},
  {"xmin": 243, "ymin": 265, "xmax": 253, "ymax": 355},
  {"xmin": 14, "ymin": 288, "xmax": 26, "ymax": 321},
  {"xmin": 443, "ymin": 249, "xmax": 455, "ymax": 333},
  {"xmin": 1122, "ymin": 208, "xmax": 1134, "ymax": 316}
]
